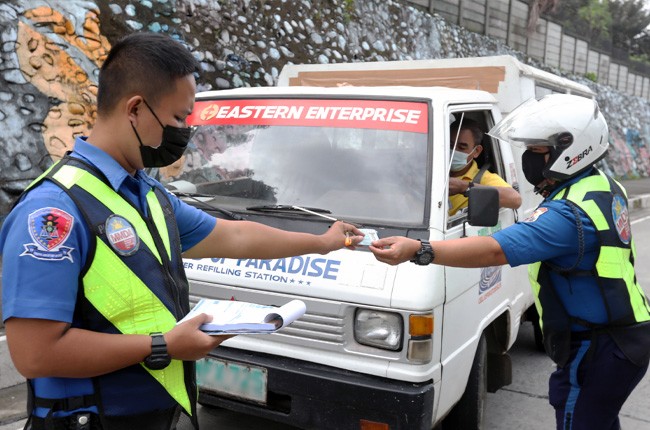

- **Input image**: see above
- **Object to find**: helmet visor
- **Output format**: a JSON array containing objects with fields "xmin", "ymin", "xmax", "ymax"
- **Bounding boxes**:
[{"xmin": 487, "ymin": 98, "xmax": 564, "ymax": 148}]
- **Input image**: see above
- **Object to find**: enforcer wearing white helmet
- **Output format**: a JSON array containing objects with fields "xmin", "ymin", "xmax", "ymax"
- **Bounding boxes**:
[{"xmin": 488, "ymin": 94, "xmax": 609, "ymax": 192}]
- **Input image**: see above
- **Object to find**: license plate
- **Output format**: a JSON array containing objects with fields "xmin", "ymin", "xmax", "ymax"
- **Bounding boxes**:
[{"xmin": 197, "ymin": 357, "xmax": 268, "ymax": 404}]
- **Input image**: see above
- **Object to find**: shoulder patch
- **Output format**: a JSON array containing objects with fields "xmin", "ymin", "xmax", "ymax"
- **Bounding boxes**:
[
  {"xmin": 523, "ymin": 207, "xmax": 549, "ymax": 223},
  {"xmin": 21, "ymin": 207, "xmax": 75, "ymax": 261},
  {"xmin": 611, "ymin": 194, "xmax": 631, "ymax": 244}
]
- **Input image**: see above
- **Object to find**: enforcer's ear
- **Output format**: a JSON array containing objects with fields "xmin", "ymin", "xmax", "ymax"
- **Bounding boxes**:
[{"xmin": 126, "ymin": 96, "xmax": 144, "ymax": 124}]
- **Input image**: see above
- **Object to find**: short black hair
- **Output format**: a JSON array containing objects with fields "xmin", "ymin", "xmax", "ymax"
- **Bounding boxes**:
[
  {"xmin": 451, "ymin": 118, "xmax": 484, "ymax": 147},
  {"xmin": 97, "ymin": 32, "xmax": 198, "ymax": 115}
]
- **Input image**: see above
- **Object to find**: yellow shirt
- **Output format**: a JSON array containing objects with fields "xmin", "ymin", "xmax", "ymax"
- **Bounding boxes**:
[{"xmin": 448, "ymin": 161, "xmax": 511, "ymax": 216}]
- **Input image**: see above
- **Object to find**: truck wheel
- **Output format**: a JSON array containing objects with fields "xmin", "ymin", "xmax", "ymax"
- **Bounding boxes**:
[
  {"xmin": 531, "ymin": 317, "xmax": 546, "ymax": 353},
  {"xmin": 526, "ymin": 307, "xmax": 546, "ymax": 353},
  {"xmin": 442, "ymin": 333, "xmax": 487, "ymax": 430}
]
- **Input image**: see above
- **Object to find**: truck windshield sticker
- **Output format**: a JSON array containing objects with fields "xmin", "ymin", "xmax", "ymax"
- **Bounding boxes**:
[{"xmin": 189, "ymin": 99, "xmax": 428, "ymax": 133}]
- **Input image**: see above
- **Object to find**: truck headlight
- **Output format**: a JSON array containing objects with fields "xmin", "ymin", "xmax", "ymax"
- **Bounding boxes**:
[{"xmin": 354, "ymin": 309, "xmax": 403, "ymax": 351}]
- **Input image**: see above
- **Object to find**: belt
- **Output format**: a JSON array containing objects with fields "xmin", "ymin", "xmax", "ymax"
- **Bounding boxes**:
[
  {"xmin": 102, "ymin": 407, "xmax": 179, "ymax": 430},
  {"xmin": 29, "ymin": 413, "xmax": 100, "ymax": 430},
  {"xmin": 571, "ymin": 330, "xmax": 595, "ymax": 341},
  {"xmin": 28, "ymin": 407, "xmax": 179, "ymax": 430}
]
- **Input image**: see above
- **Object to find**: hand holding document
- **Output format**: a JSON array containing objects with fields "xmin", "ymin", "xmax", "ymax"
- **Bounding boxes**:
[
  {"xmin": 179, "ymin": 299, "xmax": 307, "ymax": 334},
  {"xmin": 290, "ymin": 205, "xmax": 377, "ymax": 247}
]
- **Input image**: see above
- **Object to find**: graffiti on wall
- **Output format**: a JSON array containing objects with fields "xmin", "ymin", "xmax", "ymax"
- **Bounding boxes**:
[
  {"xmin": 0, "ymin": 0, "xmax": 109, "ymax": 220},
  {"xmin": 0, "ymin": 0, "xmax": 648, "ymax": 221},
  {"xmin": 625, "ymin": 128, "xmax": 650, "ymax": 177},
  {"xmin": 0, "ymin": 0, "xmax": 189, "ymax": 220},
  {"xmin": 17, "ymin": 5, "xmax": 109, "ymax": 158}
]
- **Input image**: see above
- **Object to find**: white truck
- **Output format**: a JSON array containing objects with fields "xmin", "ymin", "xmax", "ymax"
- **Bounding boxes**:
[{"xmin": 158, "ymin": 55, "xmax": 594, "ymax": 429}]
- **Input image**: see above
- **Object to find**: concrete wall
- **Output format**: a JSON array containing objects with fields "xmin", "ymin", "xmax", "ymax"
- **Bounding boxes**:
[
  {"xmin": 0, "ymin": 0, "xmax": 648, "ymax": 221},
  {"xmin": 420, "ymin": 0, "xmax": 650, "ymax": 101}
]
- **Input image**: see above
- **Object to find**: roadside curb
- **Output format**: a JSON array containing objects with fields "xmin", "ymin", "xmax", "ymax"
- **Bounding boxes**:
[
  {"xmin": 630, "ymin": 194, "xmax": 650, "ymax": 211},
  {"xmin": 0, "ymin": 338, "xmax": 22, "ymax": 390},
  {"xmin": 0, "ymin": 383, "xmax": 26, "ymax": 428}
]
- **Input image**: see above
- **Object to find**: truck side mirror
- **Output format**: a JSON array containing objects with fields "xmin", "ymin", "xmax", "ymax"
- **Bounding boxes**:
[{"xmin": 467, "ymin": 187, "xmax": 499, "ymax": 227}]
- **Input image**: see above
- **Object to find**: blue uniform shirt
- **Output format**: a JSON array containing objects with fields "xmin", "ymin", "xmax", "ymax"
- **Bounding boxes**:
[
  {"xmin": 0, "ymin": 137, "xmax": 216, "ymax": 416},
  {"xmin": 492, "ymin": 170, "xmax": 609, "ymax": 328}
]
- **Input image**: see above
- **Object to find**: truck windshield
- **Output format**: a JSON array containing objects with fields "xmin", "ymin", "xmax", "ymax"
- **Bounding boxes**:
[{"xmin": 152, "ymin": 98, "xmax": 430, "ymax": 225}]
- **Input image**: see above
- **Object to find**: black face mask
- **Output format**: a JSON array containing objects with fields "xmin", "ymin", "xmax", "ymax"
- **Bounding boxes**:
[
  {"xmin": 521, "ymin": 150, "xmax": 548, "ymax": 187},
  {"xmin": 132, "ymin": 99, "xmax": 192, "ymax": 168}
]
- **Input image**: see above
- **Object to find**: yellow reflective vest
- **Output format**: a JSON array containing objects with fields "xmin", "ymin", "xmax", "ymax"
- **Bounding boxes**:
[
  {"xmin": 26, "ymin": 156, "xmax": 196, "ymax": 419},
  {"xmin": 529, "ymin": 169, "xmax": 650, "ymax": 365}
]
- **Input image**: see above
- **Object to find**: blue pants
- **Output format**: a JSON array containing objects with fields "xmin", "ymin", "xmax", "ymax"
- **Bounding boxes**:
[{"xmin": 549, "ymin": 334, "xmax": 649, "ymax": 430}]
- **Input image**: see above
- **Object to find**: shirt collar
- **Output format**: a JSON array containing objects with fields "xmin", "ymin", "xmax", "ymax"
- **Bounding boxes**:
[
  {"xmin": 71, "ymin": 137, "xmax": 155, "ymax": 191},
  {"xmin": 455, "ymin": 160, "xmax": 479, "ymax": 181},
  {"xmin": 547, "ymin": 168, "xmax": 596, "ymax": 200}
]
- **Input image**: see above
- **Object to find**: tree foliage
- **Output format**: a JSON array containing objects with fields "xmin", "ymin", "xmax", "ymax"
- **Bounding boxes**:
[
  {"xmin": 578, "ymin": 0, "xmax": 611, "ymax": 41},
  {"xmin": 631, "ymin": 30, "xmax": 650, "ymax": 59},
  {"xmin": 529, "ymin": 0, "xmax": 650, "ymax": 57},
  {"xmin": 609, "ymin": 0, "xmax": 650, "ymax": 50}
]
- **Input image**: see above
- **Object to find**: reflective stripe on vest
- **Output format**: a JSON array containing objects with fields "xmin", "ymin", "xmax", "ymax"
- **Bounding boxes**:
[
  {"xmin": 52, "ymin": 164, "xmax": 191, "ymax": 415},
  {"xmin": 529, "ymin": 170, "xmax": 650, "ymax": 330},
  {"xmin": 528, "ymin": 264, "xmax": 544, "ymax": 325}
]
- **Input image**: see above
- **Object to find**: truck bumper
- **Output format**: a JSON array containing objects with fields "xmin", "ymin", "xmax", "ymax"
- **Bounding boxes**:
[{"xmin": 198, "ymin": 347, "xmax": 435, "ymax": 430}]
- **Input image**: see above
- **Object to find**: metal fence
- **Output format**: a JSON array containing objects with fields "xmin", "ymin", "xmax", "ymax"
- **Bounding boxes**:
[{"xmin": 407, "ymin": 0, "xmax": 650, "ymax": 100}]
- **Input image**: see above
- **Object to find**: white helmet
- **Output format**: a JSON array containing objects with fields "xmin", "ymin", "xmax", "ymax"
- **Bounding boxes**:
[{"xmin": 488, "ymin": 94, "xmax": 609, "ymax": 182}]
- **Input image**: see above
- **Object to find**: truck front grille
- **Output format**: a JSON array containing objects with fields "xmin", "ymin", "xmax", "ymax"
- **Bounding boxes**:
[{"xmin": 278, "ymin": 310, "xmax": 345, "ymax": 345}]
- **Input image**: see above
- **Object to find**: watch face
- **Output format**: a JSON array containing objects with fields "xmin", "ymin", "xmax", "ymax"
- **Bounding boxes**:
[
  {"xmin": 145, "ymin": 356, "xmax": 171, "ymax": 370},
  {"xmin": 418, "ymin": 252, "xmax": 434, "ymax": 265}
]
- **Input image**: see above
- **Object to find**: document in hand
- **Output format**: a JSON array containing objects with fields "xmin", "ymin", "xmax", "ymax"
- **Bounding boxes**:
[{"xmin": 179, "ymin": 299, "xmax": 307, "ymax": 334}]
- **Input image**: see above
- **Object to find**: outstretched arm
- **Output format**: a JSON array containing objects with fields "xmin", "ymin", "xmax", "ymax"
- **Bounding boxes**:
[
  {"xmin": 183, "ymin": 219, "xmax": 364, "ymax": 259},
  {"xmin": 369, "ymin": 235, "xmax": 508, "ymax": 267},
  {"xmin": 449, "ymin": 178, "xmax": 521, "ymax": 209}
]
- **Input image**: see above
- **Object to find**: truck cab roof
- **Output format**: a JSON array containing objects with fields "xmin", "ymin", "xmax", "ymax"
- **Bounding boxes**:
[{"xmin": 196, "ymin": 85, "xmax": 498, "ymax": 106}]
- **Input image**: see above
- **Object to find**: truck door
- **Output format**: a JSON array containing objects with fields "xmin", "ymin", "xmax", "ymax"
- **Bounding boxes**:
[{"xmin": 437, "ymin": 106, "xmax": 519, "ymax": 415}]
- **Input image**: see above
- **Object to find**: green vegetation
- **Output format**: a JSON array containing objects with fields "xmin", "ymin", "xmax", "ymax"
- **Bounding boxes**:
[
  {"xmin": 343, "ymin": 0, "xmax": 355, "ymax": 23},
  {"xmin": 577, "ymin": 0, "xmax": 611, "ymax": 40},
  {"xmin": 584, "ymin": 71, "xmax": 598, "ymax": 82},
  {"xmin": 631, "ymin": 54, "xmax": 650, "ymax": 63},
  {"xmin": 533, "ymin": 0, "xmax": 650, "ymax": 65}
]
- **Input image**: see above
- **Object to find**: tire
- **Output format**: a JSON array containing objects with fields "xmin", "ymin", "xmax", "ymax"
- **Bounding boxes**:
[
  {"xmin": 442, "ymin": 333, "xmax": 487, "ymax": 430},
  {"xmin": 526, "ymin": 306, "xmax": 546, "ymax": 353}
]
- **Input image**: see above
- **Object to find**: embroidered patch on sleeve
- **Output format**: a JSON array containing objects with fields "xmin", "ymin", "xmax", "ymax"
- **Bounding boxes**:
[
  {"xmin": 21, "ymin": 207, "xmax": 75, "ymax": 262},
  {"xmin": 523, "ymin": 207, "xmax": 549, "ymax": 223}
]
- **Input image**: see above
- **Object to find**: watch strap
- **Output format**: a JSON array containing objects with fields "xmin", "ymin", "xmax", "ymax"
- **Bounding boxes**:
[
  {"xmin": 410, "ymin": 240, "xmax": 434, "ymax": 265},
  {"xmin": 150, "ymin": 332, "xmax": 167, "ymax": 354},
  {"xmin": 144, "ymin": 332, "xmax": 171, "ymax": 370}
]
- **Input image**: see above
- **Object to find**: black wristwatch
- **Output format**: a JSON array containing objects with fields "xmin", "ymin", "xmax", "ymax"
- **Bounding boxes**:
[
  {"xmin": 411, "ymin": 240, "xmax": 434, "ymax": 266},
  {"xmin": 143, "ymin": 332, "xmax": 171, "ymax": 370},
  {"xmin": 463, "ymin": 181, "xmax": 475, "ymax": 197}
]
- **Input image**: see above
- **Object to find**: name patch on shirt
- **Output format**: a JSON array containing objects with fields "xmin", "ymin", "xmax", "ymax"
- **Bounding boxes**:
[
  {"xmin": 21, "ymin": 207, "xmax": 75, "ymax": 262},
  {"xmin": 106, "ymin": 215, "xmax": 140, "ymax": 256},
  {"xmin": 612, "ymin": 194, "xmax": 631, "ymax": 244},
  {"xmin": 523, "ymin": 207, "xmax": 548, "ymax": 223}
]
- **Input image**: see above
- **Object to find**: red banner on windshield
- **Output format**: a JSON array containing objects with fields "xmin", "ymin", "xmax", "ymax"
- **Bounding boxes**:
[{"xmin": 188, "ymin": 98, "xmax": 428, "ymax": 133}]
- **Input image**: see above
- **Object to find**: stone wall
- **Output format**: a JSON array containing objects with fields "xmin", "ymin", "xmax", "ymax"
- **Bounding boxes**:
[{"xmin": 0, "ymin": 0, "xmax": 648, "ymax": 220}]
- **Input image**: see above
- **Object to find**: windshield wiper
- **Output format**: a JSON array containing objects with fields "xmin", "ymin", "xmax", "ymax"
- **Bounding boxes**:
[
  {"xmin": 246, "ymin": 205, "xmax": 333, "ymax": 217},
  {"xmin": 171, "ymin": 191, "xmax": 244, "ymax": 220},
  {"xmin": 246, "ymin": 204, "xmax": 364, "ymax": 227}
]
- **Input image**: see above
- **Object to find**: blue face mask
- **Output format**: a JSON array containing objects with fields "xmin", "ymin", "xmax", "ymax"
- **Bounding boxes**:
[{"xmin": 450, "ymin": 147, "xmax": 476, "ymax": 172}]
